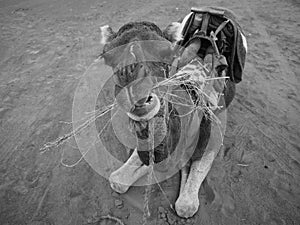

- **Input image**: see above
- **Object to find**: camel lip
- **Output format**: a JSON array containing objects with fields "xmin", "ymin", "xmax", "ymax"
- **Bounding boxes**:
[{"xmin": 127, "ymin": 93, "xmax": 160, "ymax": 121}]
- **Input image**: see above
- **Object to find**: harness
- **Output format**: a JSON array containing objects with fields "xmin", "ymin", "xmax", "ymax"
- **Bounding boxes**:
[
  {"xmin": 170, "ymin": 7, "xmax": 247, "ymax": 84},
  {"xmin": 168, "ymin": 7, "xmax": 246, "ymax": 112}
]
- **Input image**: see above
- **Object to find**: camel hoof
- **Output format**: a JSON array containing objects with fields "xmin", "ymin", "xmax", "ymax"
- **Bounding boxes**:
[
  {"xmin": 175, "ymin": 192, "xmax": 199, "ymax": 218},
  {"xmin": 109, "ymin": 173, "xmax": 130, "ymax": 194}
]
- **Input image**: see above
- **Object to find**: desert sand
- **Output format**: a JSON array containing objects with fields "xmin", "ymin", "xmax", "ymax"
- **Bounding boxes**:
[{"xmin": 0, "ymin": 0, "xmax": 299, "ymax": 224}]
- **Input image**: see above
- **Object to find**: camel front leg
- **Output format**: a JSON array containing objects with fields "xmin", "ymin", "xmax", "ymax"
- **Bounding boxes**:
[
  {"xmin": 179, "ymin": 163, "xmax": 190, "ymax": 195},
  {"xmin": 175, "ymin": 110, "xmax": 225, "ymax": 218},
  {"xmin": 109, "ymin": 149, "xmax": 150, "ymax": 193},
  {"xmin": 175, "ymin": 151, "xmax": 217, "ymax": 218}
]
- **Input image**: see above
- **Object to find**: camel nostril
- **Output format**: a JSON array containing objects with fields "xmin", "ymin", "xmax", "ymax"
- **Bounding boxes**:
[
  {"xmin": 146, "ymin": 95, "xmax": 153, "ymax": 103},
  {"xmin": 135, "ymin": 97, "xmax": 148, "ymax": 107},
  {"xmin": 135, "ymin": 95, "xmax": 153, "ymax": 107},
  {"xmin": 127, "ymin": 93, "xmax": 160, "ymax": 121}
]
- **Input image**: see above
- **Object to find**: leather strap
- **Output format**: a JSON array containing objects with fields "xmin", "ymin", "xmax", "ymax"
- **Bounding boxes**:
[
  {"xmin": 215, "ymin": 19, "xmax": 230, "ymax": 36},
  {"xmin": 199, "ymin": 13, "xmax": 210, "ymax": 35}
]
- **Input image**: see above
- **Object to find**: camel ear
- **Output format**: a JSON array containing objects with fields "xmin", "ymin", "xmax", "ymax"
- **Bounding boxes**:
[
  {"xmin": 100, "ymin": 25, "xmax": 116, "ymax": 45},
  {"xmin": 163, "ymin": 22, "xmax": 183, "ymax": 43},
  {"xmin": 240, "ymin": 32, "xmax": 248, "ymax": 53}
]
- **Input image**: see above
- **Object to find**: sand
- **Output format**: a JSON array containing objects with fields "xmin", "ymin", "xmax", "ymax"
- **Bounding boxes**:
[{"xmin": 0, "ymin": 0, "xmax": 299, "ymax": 224}]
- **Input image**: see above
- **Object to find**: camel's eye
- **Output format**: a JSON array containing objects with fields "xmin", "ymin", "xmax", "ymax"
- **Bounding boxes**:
[
  {"xmin": 113, "ymin": 69, "xmax": 127, "ymax": 87},
  {"xmin": 102, "ymin": 49, "xmax": 119, "ymax": 68}
]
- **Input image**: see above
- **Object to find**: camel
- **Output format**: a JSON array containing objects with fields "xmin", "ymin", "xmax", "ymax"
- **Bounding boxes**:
[{"xmin": 100, "ymin": 8, "xmax": 247, "ymax": 217}]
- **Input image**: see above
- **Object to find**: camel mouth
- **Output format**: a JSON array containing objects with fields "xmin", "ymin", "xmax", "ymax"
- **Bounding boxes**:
[{"xmin": 127, "ymin": 93, "xmax": 161, "ymax": 121}]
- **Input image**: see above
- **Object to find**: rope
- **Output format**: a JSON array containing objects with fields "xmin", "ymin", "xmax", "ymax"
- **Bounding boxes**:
[{"xmin": 142, "ymin": 119, "xmax": 155, "ymax": 225}]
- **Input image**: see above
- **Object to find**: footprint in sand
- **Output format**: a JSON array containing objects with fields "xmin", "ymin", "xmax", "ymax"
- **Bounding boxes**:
[
  {"xmin": 270, "ymin": 169, "xmax": 300, "ymax": 208},
  {"xmin": 209, "ymin": 187, "xmax": 236, "ymax": 218},
  {"xmin": 206, "ymin": 172, "xmax": 236, "ymax": 218}
]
